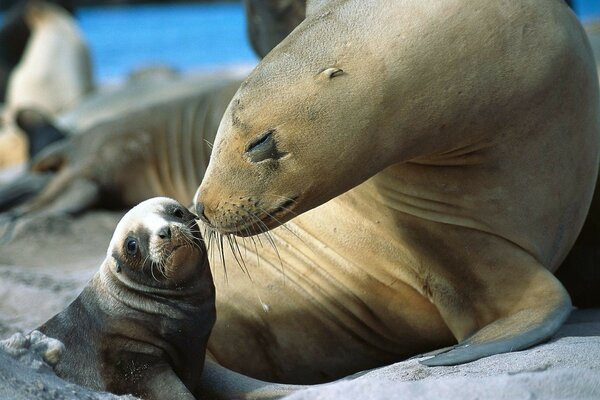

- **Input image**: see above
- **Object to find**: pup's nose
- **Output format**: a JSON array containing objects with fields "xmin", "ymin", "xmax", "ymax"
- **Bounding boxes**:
[
  {"xmin": 195, "ymin": 202, "xmax": 209, "ymax": 224},
  {"xmin": 158, "ymin": 226, "xmax": 171, "ymax": 239}
]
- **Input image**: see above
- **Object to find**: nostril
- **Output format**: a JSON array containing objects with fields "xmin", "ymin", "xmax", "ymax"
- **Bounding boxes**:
[
  {"xmin": 195, "ymin": 202, "xmax": 209, "ymax": 223},
  {"xmin": 158, "ymin": 226, "xmax": 171, "ymax": 239}
]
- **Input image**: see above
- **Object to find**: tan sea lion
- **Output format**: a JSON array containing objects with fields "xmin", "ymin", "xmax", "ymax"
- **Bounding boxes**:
[
  {"xmin": 5, "ymin": 0, "xmax": 93, "ymax": 115},
  {"xmin": 0, "ymin": 0, "xmax": 76, "ymax": 102},
  {"xmin": 193, "ymin": 0, "xmax": 600, "ymax": 382},
  {"xmin": 0, "ymin": 76, "xmax": 242, "ymax": 219},
  {"xmin": 0, "ymin": 0, "xmax": 93, "ymax": 169},
  {"xmin": 37, "ymin": 197, "xmax": 215, "ymax": 400}
]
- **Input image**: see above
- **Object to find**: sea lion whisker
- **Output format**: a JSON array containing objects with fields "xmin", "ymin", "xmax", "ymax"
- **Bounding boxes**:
[
  {"xmin": 141, "ymin": 254, "xmax": 152, "ymax": 275},
  {"xmin": 218, "ymin": 232, "xmax": 229, "ymax": 283},
  {"xmin": 243, "ymin": 208, "xmax": 285, "ymax": 276},
  {"xmin": 242, "ymin": 225, "xmax": 261, "ymax": 270},
  {"xmin": 226, "ymin": 234, "xmax": 252, "ymax": 280},
  {"xmin": 158, "ymin": 257, "xmax": 169, "ymax": 280},
  {"xmin": 240, "ymin": 207, "xmax": 267, "ymax": 238},
  {"xmin": 256, "ymin": 205, "xmax": 296, "ymax": 248},
  {"xmin": 150, "ymin": 261, "xmax": 160, "ymax": 282}
]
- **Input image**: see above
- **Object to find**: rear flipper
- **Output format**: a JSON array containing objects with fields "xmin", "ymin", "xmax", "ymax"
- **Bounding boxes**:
[{"xmin": 421, "ymin": 269, "xmax": 572, "ymax": 366}]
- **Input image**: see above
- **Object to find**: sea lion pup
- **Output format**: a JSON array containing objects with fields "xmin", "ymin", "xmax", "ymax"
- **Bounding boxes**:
[
  {"xmin": 193, "ymin": 0, "xmax": 599, "ymax": 381},
  {"xmin": 37, "ymin": 197, "xmax": 216, "ymax": 400}
]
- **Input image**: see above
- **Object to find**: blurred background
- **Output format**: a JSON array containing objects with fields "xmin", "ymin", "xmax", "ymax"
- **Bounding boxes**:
[{"xmin": 1, "ymin": 0, "xmax": 598, "ymax": 84}]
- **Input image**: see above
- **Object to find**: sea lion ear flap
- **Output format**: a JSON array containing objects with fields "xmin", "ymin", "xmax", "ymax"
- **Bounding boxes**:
[
  {"xmin": 15, "ymin": 108, "xmax": 67, "ymax": 159},
  {"xmin": 305, "ymin": 0, "xmax": 329, "ymax": 17},
  {"xmin": 321, "ymin": 67, "xmax": 344, "ymax": 79}
]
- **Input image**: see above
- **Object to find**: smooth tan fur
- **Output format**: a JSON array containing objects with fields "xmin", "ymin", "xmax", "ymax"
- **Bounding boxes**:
[
  {"xmin": 6, "ymin": 0, "xmax": 93, "ymax": 115},
  {"xmin": 195, "ymin": 0, "xmax": 599, "ymax": 384}
]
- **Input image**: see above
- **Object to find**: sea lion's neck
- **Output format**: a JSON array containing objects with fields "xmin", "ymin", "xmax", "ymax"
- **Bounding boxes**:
[{"xmin": 97, "ymin": 261, "xmax": 212, "ymax": 318}]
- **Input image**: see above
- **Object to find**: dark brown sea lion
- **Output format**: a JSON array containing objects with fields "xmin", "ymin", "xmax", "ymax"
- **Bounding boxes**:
[{"xmin": 37, "ymin": 197, "xmax": 215, "ymax": 400}]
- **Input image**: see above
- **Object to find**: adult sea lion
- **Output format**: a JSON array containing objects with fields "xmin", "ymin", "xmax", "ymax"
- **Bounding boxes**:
[
  {"xmin": 193, "ymin": 0, "xmax": 600, "ymax": 382},
  {"xmin": 37, "ymin": 197, "xmax": 215, "ymax": 400}
]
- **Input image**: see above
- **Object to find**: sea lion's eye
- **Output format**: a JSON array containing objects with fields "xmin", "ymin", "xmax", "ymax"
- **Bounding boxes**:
[
  {"xmin": 246, "ymin": 130, "xmax": 284, "ymax": 162},
  {"xmin": 173, "ymin": 208, "xmax": 184, "ymax": 219},
  {"xmin": 126, "ymin": 238, "xmax": 138, "ymax": 256}
]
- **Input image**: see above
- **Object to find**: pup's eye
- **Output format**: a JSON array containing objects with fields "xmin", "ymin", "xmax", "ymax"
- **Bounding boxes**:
[
  {"xmin": 173, "ymin": 208, "xmax": 184, "ymax": 219},
  {"xmin": 126, "ymin": 237, "xmax": 138, "ymax": 255},
  {"xmin": 246, "ymin": 130, "xmax": 285, "ymax": 162}
]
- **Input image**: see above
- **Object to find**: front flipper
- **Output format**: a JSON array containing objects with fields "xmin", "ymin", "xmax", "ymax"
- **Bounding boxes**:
[{"xmin": 421, "ymin": 269, "xmax": 572, "ymax": 366}]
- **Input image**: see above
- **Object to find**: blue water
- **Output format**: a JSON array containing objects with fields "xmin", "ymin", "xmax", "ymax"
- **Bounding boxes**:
[
  {"xmin": 77, "ymin": 3, "xmax": 259, "ymax": 82},
  {"xmin": 573, "ymin": 0, "xmax": 600, "ymax": 22}
]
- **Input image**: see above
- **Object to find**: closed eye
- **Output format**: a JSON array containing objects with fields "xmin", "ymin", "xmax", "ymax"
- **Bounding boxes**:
[{"xmin": 246, "ymin": 130, "xmax": 286, "ymax": 162}]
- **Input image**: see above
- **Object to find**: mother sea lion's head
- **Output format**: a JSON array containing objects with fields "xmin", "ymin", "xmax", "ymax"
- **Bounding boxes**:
[
  {"xmin": 195, "ymin": 4, "xmax": 393, "ymax": 235},
  {"xmin": 104, "ymin": 197, "xmax": 209, "ymax": 291}
]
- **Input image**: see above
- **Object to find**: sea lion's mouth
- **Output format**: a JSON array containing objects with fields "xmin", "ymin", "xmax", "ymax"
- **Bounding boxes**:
[{"xmin": 215, "ymin": 196, "xmax": 298, "ymax": 236}]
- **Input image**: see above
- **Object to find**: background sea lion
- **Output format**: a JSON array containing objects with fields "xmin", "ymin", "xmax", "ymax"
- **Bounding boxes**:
[
  {"xmin": 0, "ymin": 0, "xmax": 76, "ymax": 103},
  {"xmin": 243, "ymin": 0, "xmax": 306, "ymax": 58},
  {"xmin": 194, "ymin": 0, "xmax": 599, "ymax": 380},
  {"xmin": 0, "ymin": 0, "xmax": 93, "ymax": 169},
  {"xmin": 37, "ymin": 197, "xmax": 215, "ymax": 400},
  {"xmin": 0, "ymin": 75, "xmax": 242, "ymax": 222},
  {"xmin": 5, "ymin": 0, "xmax": 93, "ymax": 115}
]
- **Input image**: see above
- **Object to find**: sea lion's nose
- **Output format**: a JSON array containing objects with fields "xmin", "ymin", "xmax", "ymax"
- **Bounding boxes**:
[
  {"xmin": 195, "ymin": 202, "xmax": 209, "ymax": 224},
  {"xmin": 158, "ymin": 226, "xmax": 171, "ymax": 240}
]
